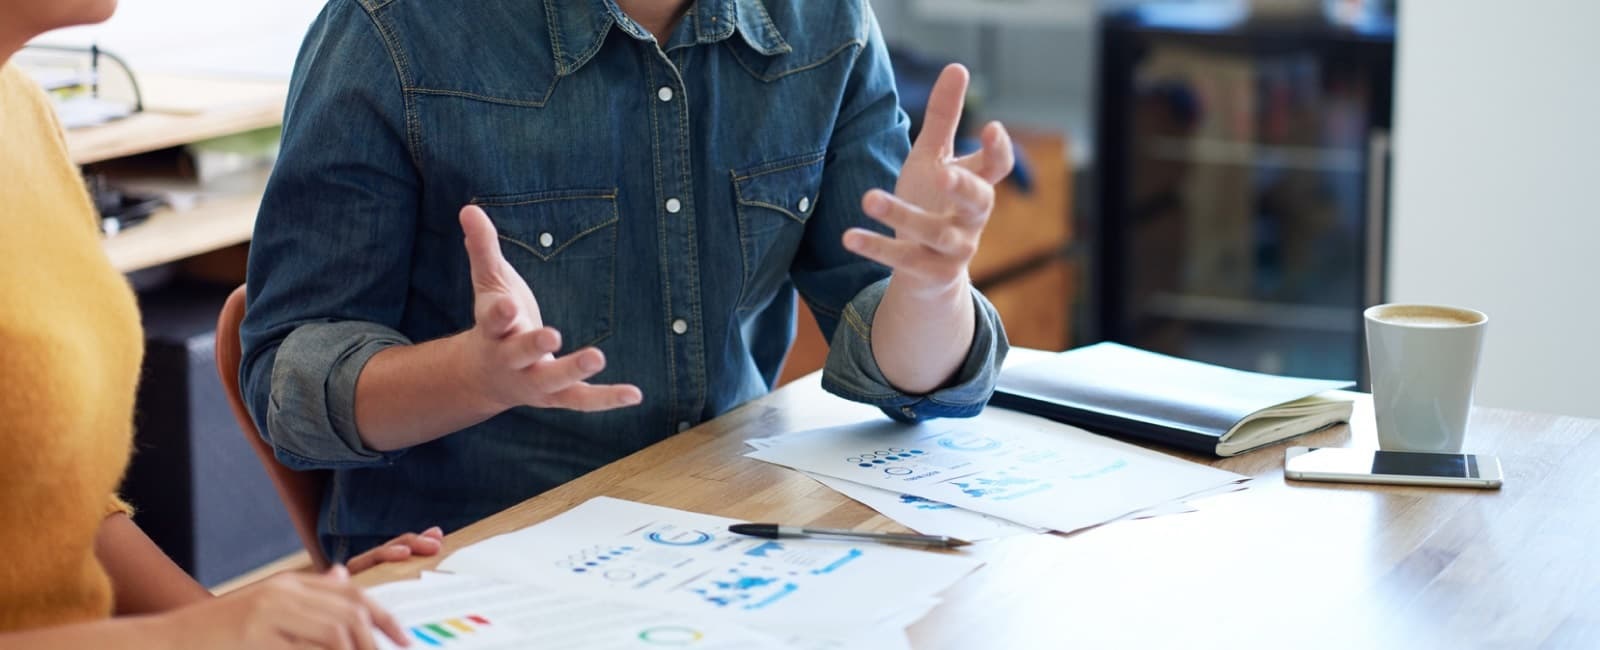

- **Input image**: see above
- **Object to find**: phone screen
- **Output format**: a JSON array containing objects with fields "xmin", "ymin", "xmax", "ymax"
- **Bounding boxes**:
[{"xmin": 1292, "ymin": 448, "xmax": 1480, "ymax": 478}]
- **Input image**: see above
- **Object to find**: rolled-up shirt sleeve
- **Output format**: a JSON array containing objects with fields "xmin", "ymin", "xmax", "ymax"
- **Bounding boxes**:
[
  {"xmin": 794, "ymin": 5, "xmax": 1009, "ymax": 422},
  {"xmin": 239, "ymin": 0, "xmax": 421, "ymax": 471},
  {"xmin": 265, "ymin": 322, "xmax": 411, "ymax": 467},
  {"xmin": 820, "ymin": 278, "xmax": 1008, "ymax": 421}
]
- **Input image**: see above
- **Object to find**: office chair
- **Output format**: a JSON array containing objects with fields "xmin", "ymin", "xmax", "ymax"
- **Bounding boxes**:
[{"xmin": 214, "ymin": 285, "xmax": 332, "ymax": 570}]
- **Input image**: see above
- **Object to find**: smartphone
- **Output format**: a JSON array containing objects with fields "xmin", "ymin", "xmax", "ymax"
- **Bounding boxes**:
[{"xmin": 1284, "ymin": 447, "xmax": 1503, "ymax": 489}]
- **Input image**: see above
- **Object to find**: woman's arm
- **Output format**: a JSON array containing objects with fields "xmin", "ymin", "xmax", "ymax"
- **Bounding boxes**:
[
  {"xmin": 0, "ymin": 617, "xmax": 176, "ymax": 650},
  {"xmin": 94, "ymin": 513, "xmax": 213, "ymax": 615},
  {"xmin": 0, "ymin": 567, "xmax": 408, "ymax": 650}
]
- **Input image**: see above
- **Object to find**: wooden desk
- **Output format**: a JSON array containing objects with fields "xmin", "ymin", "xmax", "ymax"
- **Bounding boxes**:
[{"xmin": 355, "ymin": 351, "xmax": 1600, "ymax": 649}]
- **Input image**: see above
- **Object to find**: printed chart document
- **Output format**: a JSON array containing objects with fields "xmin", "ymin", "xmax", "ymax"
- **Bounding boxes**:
[
  {"xmin": 437, "ymin": 497, "xmax": 981, "ymax": 632},
  {"xmin": 745, "ymin": 409, "xmax": 1247, "ymax": 534},
  {"xmin": 748, "ymin": 437, "xmax": 1043, "ymax": 541},
  {"xmin": 370, "ymin": 571, "xmax": 782, "ymax": 650}
]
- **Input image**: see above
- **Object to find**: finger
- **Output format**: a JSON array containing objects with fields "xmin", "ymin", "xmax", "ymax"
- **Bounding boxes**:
[
  {"xmin": 955, "ymin": 121, "xmax": 1017, "ymax": 184},
  {"xmin": 523, "ymin": 347, "xmax": 608, "ymax": 395},
  {"xmin": 842, "ymin": 228, "xmax": 967, "ymax": 287},
  {"xmin": 356, "ymin": 590, "xmax": 409, "ymax": 647},
  {"xmin": 423, "ymin": 526, "xmax": 445, "ymax": 540},
  {"xmin": 316, "ymin": 567, "xmax": 386, "ymax": 650},
  {"xmin": 348, "ymin": 605, "xmax": 379, "ymax": 650},
  {"xmin": 282, "ymin": 603, "xmax": 356, "ymax": 650},
  {"xmin": 500, "ymin": 327, "xmax": 563, "ymax": 368},
  {"xmin": 939, "ymin": 166, "xmax": 995, "ymax": 225},
  {"xmin": 912, "ymin": 64, "xmax": 970, "ymax": 157},
  {"xmin": 375, "ymin": 544, "xmax": 413, "ymax": 562},
  {"xmin": 475, "ymin": 294, "xmax": 523, "ymax": 340},
  {"xmin": 344, "ymin": 545, "xmax": 408, "ymax": 575},
  {"xmin": 543, "ymin": 382, "xmax": 644, "ymax": 412},
  {"xmin": 459, "ymin": 205, "xmax": 506, "ymax": 291},
  {"xmin": 395, "ymin": 531, "xmax": 443, "ymax": 555},
  {"xmin": 860, "ymin": 190, "xmax": 972, "ymax": 258}
]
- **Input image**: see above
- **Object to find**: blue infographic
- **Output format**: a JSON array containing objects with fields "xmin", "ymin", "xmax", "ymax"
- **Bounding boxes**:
[{"xmin": 744, "ymin": 411, "xmax": 1246, "ymax": 534}]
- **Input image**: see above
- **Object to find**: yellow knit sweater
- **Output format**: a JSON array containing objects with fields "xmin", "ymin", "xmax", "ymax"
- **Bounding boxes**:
[{"xmin": 0, "ymin": 63, "xmax": 141, "ymax": 631}]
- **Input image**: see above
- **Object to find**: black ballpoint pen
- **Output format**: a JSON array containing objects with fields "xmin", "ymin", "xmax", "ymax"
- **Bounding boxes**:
[{"xmin": 729, "ymin": 523, "xmax": 971, "ymax": 549}]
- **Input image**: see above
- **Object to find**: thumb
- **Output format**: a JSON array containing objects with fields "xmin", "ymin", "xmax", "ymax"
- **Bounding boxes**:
[{"xmin": 460, "ymin": 204, "xmax": 505, "ymax": 290}]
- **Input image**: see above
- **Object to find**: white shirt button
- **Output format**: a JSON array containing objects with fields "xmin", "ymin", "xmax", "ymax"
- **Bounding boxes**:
[
  {"xmin": 658, "ymin": 86, "xmax": 674, "ymax": 102},
  {"xmin": 671, "ymin": 319, "xmax": 688, "ymax": 335},
  {"xmin": 798, "ymin": 196, "xmax": 811, "ymax": 213},
  {"xmin": 538, "ymin": 232, "xmax": 554, "ymax": 248},
  {"xmin": 677, "ymin": 421, "xmax": 692, "ymax": 433},
  {"xmin": 665, "ymin": 198, "xmax": 682, "ymax": 214}
]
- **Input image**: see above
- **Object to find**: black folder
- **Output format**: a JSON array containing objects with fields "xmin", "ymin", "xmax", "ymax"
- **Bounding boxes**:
[{"xmin": 994, "ymin": 343, "xmax": 1356, "ymax": 457}]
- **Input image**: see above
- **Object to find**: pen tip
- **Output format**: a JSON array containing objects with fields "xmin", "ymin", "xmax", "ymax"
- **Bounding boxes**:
[{"xmin": 947, "ymin": 538, "xmax": 973, "ymax": 548}]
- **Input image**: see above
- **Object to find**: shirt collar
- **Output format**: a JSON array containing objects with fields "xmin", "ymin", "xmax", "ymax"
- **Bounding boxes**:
[{"xmin": 546, "ymin": 0, "xmax": 790, "ymax": 75}]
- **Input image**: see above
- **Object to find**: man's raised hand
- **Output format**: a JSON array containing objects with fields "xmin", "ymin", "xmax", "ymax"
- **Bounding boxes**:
[{"xmin": 458, "ymin": 205, "xmax": 642, "ymax": 413}]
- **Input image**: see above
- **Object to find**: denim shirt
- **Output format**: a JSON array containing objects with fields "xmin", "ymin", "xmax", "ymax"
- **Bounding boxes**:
[{"xmin": 240, "ymin": 0, "xmax": 1007, "ymax": 560}]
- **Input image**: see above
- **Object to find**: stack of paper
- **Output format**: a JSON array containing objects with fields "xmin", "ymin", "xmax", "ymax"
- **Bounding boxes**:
[
  {"xmin": 435, "ymin": 497, "xmax": 977, "ymax": 648},
  {"xmin": 745, "ymin": 408, "xmax": 1248, "ymax": 538},
  {"xmin": 370, "ymin": 572, "xmax": 786, "ymax": 650}
]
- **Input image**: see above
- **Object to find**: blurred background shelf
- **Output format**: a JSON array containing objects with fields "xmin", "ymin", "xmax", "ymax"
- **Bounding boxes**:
[
  {"xmin": 99, "ymin": 168, "xmax": 267, "ymax": 273},
  {"xmin": 66, "ymin": 73, "xmax": 285, "ymax": 166}
]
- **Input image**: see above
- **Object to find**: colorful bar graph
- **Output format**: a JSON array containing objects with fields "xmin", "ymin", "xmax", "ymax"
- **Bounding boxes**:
[{"xmin": 408, "ymin": 615, "xmax": 493, "ymax": 646}]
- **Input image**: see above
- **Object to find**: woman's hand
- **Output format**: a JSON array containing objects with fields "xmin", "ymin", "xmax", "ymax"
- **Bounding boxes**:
[
  {"xmin": 165, "ymin": 566, "xmax": 407, "ymax": 649},
  {"xmin": 347, "ymin": 527, "xmax": 446, "ymax": 574}
]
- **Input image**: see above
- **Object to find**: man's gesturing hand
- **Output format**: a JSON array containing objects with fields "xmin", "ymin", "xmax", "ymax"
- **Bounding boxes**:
[
  {"xmin": 458, "ymin": 205, "xmax": 642, "ymax": 413},
  {"xmin": 843, "ymin": 64, "xmax": 1015, "ymax": 293}
]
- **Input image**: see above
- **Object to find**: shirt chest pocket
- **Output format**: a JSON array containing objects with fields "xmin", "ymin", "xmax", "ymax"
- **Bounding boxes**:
[
  {"xmin": 732, "ymin": 152, "xmax": 825, "ymax": 311},
  {"xmin": 474, "ymin": 189, "xmax": 619, "ymax": 349}
]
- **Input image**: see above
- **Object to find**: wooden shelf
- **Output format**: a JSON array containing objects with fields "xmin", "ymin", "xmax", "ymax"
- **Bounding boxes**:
[
  {"xmin": 65, "ymin": 75, "xmax": 287, "ymax": 165},
  {"xmin": 101, "ymin": 169, "xmax": 268, "ymax": 273},
  {"xmin": 54, "ymin": 74, "xmax": 288, "ymax": 272}
]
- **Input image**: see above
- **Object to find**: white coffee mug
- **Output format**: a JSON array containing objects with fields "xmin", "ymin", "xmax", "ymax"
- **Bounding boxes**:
[{"xmin": 1363, "ymin": 304, "xmax": 1488, "ymax": 453}]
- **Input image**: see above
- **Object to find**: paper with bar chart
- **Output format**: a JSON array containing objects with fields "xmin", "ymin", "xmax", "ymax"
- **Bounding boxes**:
[
  {"xmin": 436, "ymin": 497, "xmax": 981, "ymax": 630},
  {"xmin": 370, "ymin": 572, "xmax": 783, "ymax": 650},
  {"xmin": 746, "ymin": 437, "xmax": 1044, "ymax": 541},
  {"xmin": 744, "ymin": 409, "xmax": 1248, "ymax": 534}
]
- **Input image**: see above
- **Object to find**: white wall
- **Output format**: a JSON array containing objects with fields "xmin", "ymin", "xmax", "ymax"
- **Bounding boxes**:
[
  {"xmin": 1389, "ymin": 0, "xmax": 1600, "ymax": 417},
  {"xmin": 870, "ymin": 0, "xmax": 1098, "ymax": 158},
  {"xmin": 32, "ymin": 1, "xmax": 325, "ymax": 79}
]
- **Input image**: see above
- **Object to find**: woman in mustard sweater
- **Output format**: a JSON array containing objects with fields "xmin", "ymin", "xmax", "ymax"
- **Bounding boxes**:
[{"xmin": 1, "ymin": 2, "xmax": 436, "ymax": 647}]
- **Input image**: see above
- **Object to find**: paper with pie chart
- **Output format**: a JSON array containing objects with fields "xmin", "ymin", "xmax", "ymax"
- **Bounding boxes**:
[
  {"xmin": 437, "ymin": 497, "xmax": 981, "ymax": 630},
  {"xmin": 369, "ymin": 571, "xmax": 783, "ymax": 650},
  {"xmin": 744, "ymin": 409, "xmax": 1247, "ymax": 534}
]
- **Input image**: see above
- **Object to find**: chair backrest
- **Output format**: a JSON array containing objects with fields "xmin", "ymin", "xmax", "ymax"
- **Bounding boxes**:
[{"xmin": 214, "ymin": 285, "xmax": 331, "ymax": 570}]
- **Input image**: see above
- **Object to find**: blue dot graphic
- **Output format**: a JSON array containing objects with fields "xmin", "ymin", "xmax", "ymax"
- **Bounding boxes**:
[
  {"xmin": 586, "ymin": 562, "xmax": 598, "ymax": 566},
  {"xmin": 573, "ymin": 568, "xmax": 587, "ymax": 573},
  {"xmin": 872, "ymin": 459, "xmax": 886, "ymax": 464},
  {"xmin": 911, "ymin": 450, "xmax": 925, "ymax": 454},
  {"xmin": 859, "ymin": 463, "xmax": 873, "ymax": 468}
]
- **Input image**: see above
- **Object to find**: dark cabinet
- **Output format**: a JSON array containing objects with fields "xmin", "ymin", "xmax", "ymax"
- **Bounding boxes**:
[{"xmin": 1094, "ymin": 2, "xmax": 1394, "ymax": 381}]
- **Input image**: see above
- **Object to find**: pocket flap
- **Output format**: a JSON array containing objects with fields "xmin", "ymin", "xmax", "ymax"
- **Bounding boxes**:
[
  {"xmin": 473, "ymin": 189, "xmax": 619, "ymax": 261},
  {"xmin": 733, "ymin": 152, "xmax": 826, "ymax": 223}
]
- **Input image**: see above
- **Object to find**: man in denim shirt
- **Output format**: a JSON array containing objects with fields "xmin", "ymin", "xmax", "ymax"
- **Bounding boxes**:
[{"xmin": 241, "ymin": 0, "xmax": 1014, "ymax": 561}]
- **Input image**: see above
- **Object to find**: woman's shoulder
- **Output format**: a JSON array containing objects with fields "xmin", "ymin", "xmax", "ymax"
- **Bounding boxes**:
[{"xmin": 0, "ymin": 62, "xmax": 69, "ymax": 147}]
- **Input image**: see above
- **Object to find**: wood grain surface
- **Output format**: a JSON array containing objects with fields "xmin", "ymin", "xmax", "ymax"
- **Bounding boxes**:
[{"xmin": 355, "ymin": 349, "xmax": 1600, "ymax": 649}]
